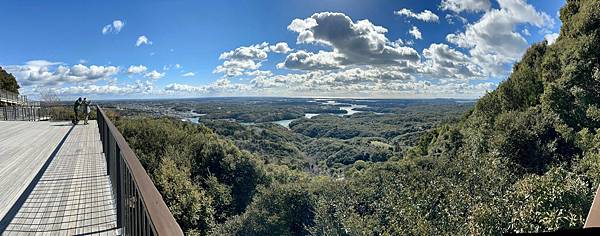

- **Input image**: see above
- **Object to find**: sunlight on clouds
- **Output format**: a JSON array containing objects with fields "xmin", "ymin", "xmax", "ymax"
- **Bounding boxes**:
[
  {"xmin": 8, "ymin": 0, "xmax": 561, "ymax": 99},
  {"xmin": 394, "ymin": 8, "xmax": 440, "ymax": 22}
]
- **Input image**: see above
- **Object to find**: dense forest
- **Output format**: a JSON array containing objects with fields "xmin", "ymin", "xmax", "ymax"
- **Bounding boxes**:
[{"xmin": 113, "ymin": 0, "xmax": 600, "ymax": 234}]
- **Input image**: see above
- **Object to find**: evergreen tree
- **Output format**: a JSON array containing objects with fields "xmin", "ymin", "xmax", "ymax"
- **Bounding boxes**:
[{"xmin": 0, "ymin": 66, "xmax": 20, "ymax": 94}]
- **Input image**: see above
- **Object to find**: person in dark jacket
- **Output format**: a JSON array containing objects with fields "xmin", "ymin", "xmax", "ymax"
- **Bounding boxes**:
[
  {"xmin": 82, "ymin": 97, "xmax": 91, "ymax": 125},
  {"xmin": 74, "ymin": 97, "xmax": 82, "ymax": 124}
]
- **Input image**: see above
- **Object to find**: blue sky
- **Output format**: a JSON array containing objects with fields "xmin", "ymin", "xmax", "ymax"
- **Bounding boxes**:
[{"xmin": 1, "ymin": 0, "xmax": 564, "ymax": 99}]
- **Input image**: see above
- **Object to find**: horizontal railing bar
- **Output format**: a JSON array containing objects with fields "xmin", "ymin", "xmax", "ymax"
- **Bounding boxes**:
[{"xmin": 96, "ymin": 105, "xmax": 183, "ymax": 236}]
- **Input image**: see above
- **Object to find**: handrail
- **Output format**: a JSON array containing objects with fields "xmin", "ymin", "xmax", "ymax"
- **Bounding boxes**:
[
  {"xmin": 96, "ymin": 105, "xmax": 184, "ymax": 236},
  {"xmin": 0, "ymin": 88, "xmax": 27, "ymax": 105}
]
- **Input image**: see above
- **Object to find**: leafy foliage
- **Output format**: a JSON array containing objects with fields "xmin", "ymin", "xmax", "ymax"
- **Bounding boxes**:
[
  {"xmin": 114, "ymin": 1, "xmax": 600, "ymax": 234},
  {"xmin": 0, "ymin": 67, "xmax": 19, "ymax": 94},
  {"xmin": 115, "ymin": 117, "xmax": 267, "ymax": 233}
]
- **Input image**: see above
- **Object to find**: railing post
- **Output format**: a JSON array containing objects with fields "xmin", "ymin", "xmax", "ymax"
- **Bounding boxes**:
[
  {"xmin": 116, "ymin": 151, "xmax": 123, "ymax": 229},
  {"xmin": 108, "ymin": 133, "xmax": 113, "ymax": 176}
]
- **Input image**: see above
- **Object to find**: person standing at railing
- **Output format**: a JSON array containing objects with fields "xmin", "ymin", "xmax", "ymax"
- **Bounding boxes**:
[
  {"xmin": 73, "ymin": 97, "xmax": 82, "ymax": 124},
  {"xmin": 82, "ymin": 97, "xmax": 91, "ymax": 125}
]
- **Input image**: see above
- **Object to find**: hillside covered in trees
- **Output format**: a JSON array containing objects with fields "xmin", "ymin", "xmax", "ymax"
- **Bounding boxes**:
[
  {"xmin": 0, "ymin": 67, "xmax": 19, "ymax": 94},
  {"xmin": 113, "ymin": 0, "xmax": 600, "ymax": 234}
]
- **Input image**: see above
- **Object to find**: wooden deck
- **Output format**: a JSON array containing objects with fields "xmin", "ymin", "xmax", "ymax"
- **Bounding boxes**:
[{"xmin": 0, "ymin": 121, "xmax": 118, "ymax": 235}]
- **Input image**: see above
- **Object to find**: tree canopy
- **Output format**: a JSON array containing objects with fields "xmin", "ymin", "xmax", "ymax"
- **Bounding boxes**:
[
  {"xmin": 113, "ymin": 0, "xmax": 600, "ymax": 234},
  {"xmin": 0, "ymin": 67, "xmax": 19, "ymax": 94}
]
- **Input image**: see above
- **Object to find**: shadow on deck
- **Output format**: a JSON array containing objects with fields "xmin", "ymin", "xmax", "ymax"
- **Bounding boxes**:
[
  {"xmin": 0, "ymin": 121, "xmax": 118, "ymax": 235},
  {"xmin": 1, "ymin": 105, "xmax": 188, "ymax": 235}
]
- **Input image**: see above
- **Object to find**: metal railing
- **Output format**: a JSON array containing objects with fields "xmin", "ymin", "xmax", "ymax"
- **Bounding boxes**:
[
  {"xmin": 0, "ymin": 105, "xmax": 41, "ymax": 121},
  {"xmin": 0, "ymin": 88, "xmax": 29, "ymax": 106},
  {"xmin": 96, "ymin": 106, "xmax": 184, "ymax": 236},
  {"xmin": 0, "ymin": 88, "xmax": 44, "ymax": 121},
  {"xmin": 37, "ymin": 104, "xmax": 97, "ymax": 121}
]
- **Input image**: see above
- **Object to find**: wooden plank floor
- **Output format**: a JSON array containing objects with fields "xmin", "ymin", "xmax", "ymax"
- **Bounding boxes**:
[
  {"xmin": 0, "ymin": 121, "xmax": 71, "ymax": 219},
  {"xmin": 0, "ymin": 121, "xmax": 118, "ymax": 235}
]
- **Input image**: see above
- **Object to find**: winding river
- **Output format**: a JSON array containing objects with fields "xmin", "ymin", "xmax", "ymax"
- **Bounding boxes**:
[{"xmin": 188, "ymin": 100, "xmax": 370, "ymax": 128}]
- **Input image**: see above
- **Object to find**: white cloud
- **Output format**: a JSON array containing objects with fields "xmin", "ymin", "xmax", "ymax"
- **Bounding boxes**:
[
  {"xmin": 127, "ymin": 65, "xmax": 147, "ymax": 74},
  {"xmin": 113, "ymin": 20, "xmax": 124, "ymax": 32},
  {"xmin": 136, "ymin": 35, "xmax": 152, "ymax": 47},
  {"xmin": 6, "ymin": 60, "xmax": 118, "ymax": 86},
  {"xmin": 544, "ymin": 33, "xmax": 559, "ymax": 45},
  {"xmin": 102, "ymin": 25, "xmax": 111, "ymax": 35},
  {"xmin": 165, "ymin": 83, "xmax": 207, "ymax": 93},
  {"xmin": 420, "ymin": 43, "xmax": 485, "ymax": 79},
  {"xmin": 214, "ymin": 59, "xmax": 261, "ymax": 77},
  {"xmin": 247, "ymin": 66, "xmax": 495, "ymax": 98},
  {"xmin": 219, "ymin": 42, "xmax": 269, "ymax": 61},
  {"xmin": 278, "ymin": 50, "xmax": 344, "ymax": 70},
  {"xmin": 144, "ymin": 70, "xmax": 164, "ymax": 80},
  {"xmin": 440, "ymin": 0, "xmax": 491, "ymax": 13},
  {"xmin": 409, "ymin": 26, "xmax": 422, "ymax": 40},
  {"xmin": 394, "ymin": 9, "xmax": 440, "ymax": 22},
  {"xmin": 102, "ymin": 20, "xmax": 125, "ymax": 35},
  {"xmin": 446, "ymin": 0, "xmax": 553, "ymax": 74},
  {"xmin": 269, "ymin": 42, "xmax": 293, "ymax": 53},
  {"xmin": 245, "ymin": 70, "xmax": 273, "ymax": 78},
  {"xmin": 445, "ymin": 14, "xmax": 468, "ymax": 24},
  {"xmin": 165, "ymin": 78, "xmax": 251, "ymax": 95},
  {"xmin": 251, "ymin": 66, "xmax": 418, "ymax": 92},
  {"xmin": 52, "ymin": 81, "xmax": 152, "ymax": 95},
  {"xmin": 214, "ymin": 42, "xmax": 293, "ymax": 77},
  {"xmin": 182, "ymin": 72, "xmax": 195, "ymax": 77},
  {"xmin": 284, "ymin": 12, "xmax": 419, "ymax": 70},
  {"xmin": 522, "ymin": 28, "xmax": 531, "ymax": 36}
]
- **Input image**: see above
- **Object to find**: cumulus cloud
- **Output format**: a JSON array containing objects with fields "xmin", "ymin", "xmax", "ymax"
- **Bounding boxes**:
[
  {"xmin": 102, "ymin": 20, "xmax": 125, "ymax": 34},
  {"xmin": 544, "ymin": 33, "xmax": 559, "ymax": 45},
  {"xmin": 284, "ymin": 12, "xmax": 419, "ymax": 70},
  {"xmin": 445, "ymin": 0, "xmax": 553, "ymax": 74},
  {"xmin": 278, "ymin": 50, "xmax": 344, "ymax": 70},
  {"xmin": 214, "ymin": 58, "xmax": 262, "ymax": 77},
  {"xmin": 165, "ymin": 83, "xmax": 207, "ymax": 93},
  {"xmin": 136, "ymin": 35, "xmax": 152, "ymax": 46},
  {"xmin": 165, "ymin": 78, "xmax": 251, "ymax": 95},
  {"xmin": 269, "ymin": 42, "xmax": 293, "ymax": 53},
  {"xmin": 409, "ymin": 26, "xmax": 422, "ymax": 39},
  {"xmin": 144, "ymin": 70, "xmax": 164, "ymax": 80},
  {"xmin": 127, "ymin": 65, "xmax": 147, "ymax": 74},
  {"xmin": 252, "ymin": 66, "xmax": 417, "ymax": 92},
  {"xmin": 182, "ymin": 72, "xmax": 195, "ymax": 77},
  {"xmin": 219, "ymin": 42, "xmax": 269, "ymax": 61},
  {"xmin": 248, "ymin": 65, "xmax": 494, "ymax": 98},
  {"xmin": 394, "ymin": 9, "xmax": 440, "ymax": 22},
  {"xmin": 215, "ymin": 43, "xmax": 269, "ymax": 78},
  {"xmin": 51, "ymin": 80, "xmax": 153, "ymax": 95},
  {"xmin": 6, "ymin": 60, "xmax": 118, "ymax": 86},
  {"xmin": 440, "ymin": 0, "xmax": 491, "ymax": 13},
  {"xmin": 214, "ymin": 42, "xmax": 294, "ymax": 77},
  {"xmin": 420, "ymin": 43, "xmax": 485, "ymax": 79},
  {"xmin": 245, "ymin": 70, "xmax": 273, "ymax": 78}
]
